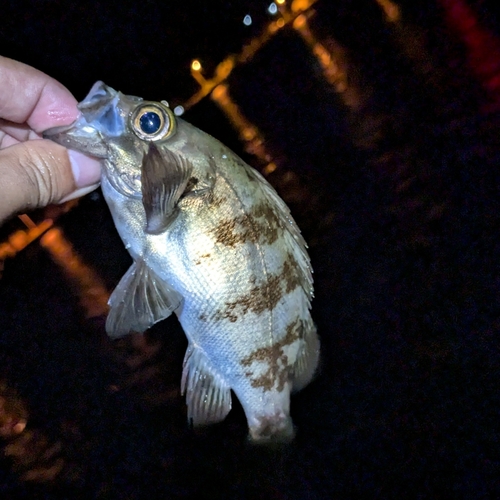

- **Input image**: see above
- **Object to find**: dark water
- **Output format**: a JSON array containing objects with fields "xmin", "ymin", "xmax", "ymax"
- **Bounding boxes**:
[{"xmin": 1, "ymin": 0, "xmax": 500, "ymax": 497}]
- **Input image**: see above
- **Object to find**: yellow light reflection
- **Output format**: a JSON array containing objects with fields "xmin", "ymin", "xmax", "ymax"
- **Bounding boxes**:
[
  {"xmin": 375, "ymin": 0, "xmax": 400, "ymax": 22},
  {"xmin": 0, "ymin": 381, "xmax": 29, "ymax": 439},
  {"xmin": 293, "ymin": 12, "xmax": 359, "ymax": 106},
  {"xmin": 0, "ymin": 202, "xmax": 79, "ymax": 262},
  {"xmin": 263, "ymin": 162, "xmax": 278, "ymax": 175},
  {"xmin": 182, "ymin": 0, "xmax": 318, "ymax": 111},
  {"xmin": 12, "ymin": 420, "xmax": 27, "ymax": 434},
  {"xmin": 190, "ymin": 59, "xmax": 208, "ymax": 88},
  {"xmin": 293, "ymin": 13, "xmax": 307, "ymax": 29},
  {"xmin": 191, "ymin": 59, "xmax": 202, "ymax": 71},
  {"xmin": 210, "ymin": 85, "xmax": 273, "ymax": 172},
  {"xmin": 0, "ymin": 219, "xmax": 53, "ymax": 260},
  {"xmin": 211, "ymin": 83, "xmax": 228, "ymax": 102},
  {"xmin": 291, "ymin": 0, "xmax": 315, "ymax": 13},
  {"xmin": 18, "ymin": 214, "xmax": 36, "ymax": 229},
  {"xmin": 40, "ymin": 227, "xmax": 110, "ymax": 319},
  {"xmin": 215, "ymin": 57, "xmax": 235, "ymax": 81}
]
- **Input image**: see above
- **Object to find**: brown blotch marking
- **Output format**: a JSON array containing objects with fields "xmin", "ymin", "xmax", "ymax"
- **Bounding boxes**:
[
  {"xmin": 253, "ymin": 202, "xmax": 278, "ymax": 222},
  {"xmin": 211, "ymin": 218, "xmax": 242, "ymax": 247},
  {"xmin": 214, "ymin": 273, "xmax": 283, "ymax": 322},
  {"xmin": 281, "ymin": 252, "xmax": 302, "ymax": 294},
  {"xmin": 210, "ymin": 194, "xmax": 228, "ymax": 209},
  {"xmin": 240, "ymin": 317, "xmax": 302, "ymax": 392},
  {"xmin": 210, "ymin": 202, "xmax": 281, "ymax": 248},
  {"xmin": 215, "ymin": 310, "xmax": 238, "ymax": 323},
  {"xmin": 253, "ymin": 202, "xmax": 281, "ymax": 245},
  {"xmin": 213, "ymin": 252, "xmax": 300, "ymax": 323},
  {"xmin": 194, "ymin": 252, "xmax": 212, "ymax": 266}
]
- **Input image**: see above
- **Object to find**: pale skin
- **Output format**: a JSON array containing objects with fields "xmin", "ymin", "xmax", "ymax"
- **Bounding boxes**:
[{"xmin": 0, "ymin": 56, "xmax": 101, "ymax": 224}]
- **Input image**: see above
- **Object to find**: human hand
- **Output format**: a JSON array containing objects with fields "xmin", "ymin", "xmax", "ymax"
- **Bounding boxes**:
[{"xmin": 0, "ymin": 56, "xmax": 101, "ymax": 224}]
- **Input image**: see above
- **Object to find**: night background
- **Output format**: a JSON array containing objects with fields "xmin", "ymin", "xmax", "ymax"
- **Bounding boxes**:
[{"xmin": 1, "ymin": 0, "xmax": 500, "ymax": 497}]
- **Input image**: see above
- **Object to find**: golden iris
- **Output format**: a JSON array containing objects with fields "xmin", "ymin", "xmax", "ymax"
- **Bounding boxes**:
[{"xmin": 131, "ymin": 103, "xmax": 175, "ymax": 141}]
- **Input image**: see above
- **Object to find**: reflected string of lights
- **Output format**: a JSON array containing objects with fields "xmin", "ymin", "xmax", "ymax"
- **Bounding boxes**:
[{"xmin": 182, "ymin": 0, "xmax": 318, "ymax": 112}]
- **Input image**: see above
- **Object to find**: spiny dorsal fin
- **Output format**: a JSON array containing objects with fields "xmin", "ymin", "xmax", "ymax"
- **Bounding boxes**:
[{"xmin": 244, "ymin": 164, "xmax": 314, "ymax": 302}]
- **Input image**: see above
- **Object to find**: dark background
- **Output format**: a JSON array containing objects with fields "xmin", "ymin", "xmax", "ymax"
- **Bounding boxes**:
[{"xmin": 1, "ymin": 0, "xmax": 500, "ymax": 497}]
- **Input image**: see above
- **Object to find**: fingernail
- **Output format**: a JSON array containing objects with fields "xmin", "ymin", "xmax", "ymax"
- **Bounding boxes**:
[
  {"xmin": 68, "ymin": 150, "xmax": 101, "ymax": 188},
  {"xmin": 59, "ymin": 183, "xmax": 100, "ymax": 203}
]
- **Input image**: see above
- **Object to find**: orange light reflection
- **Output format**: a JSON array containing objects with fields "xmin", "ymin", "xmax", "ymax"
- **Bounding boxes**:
[
  {"xmin": 183, "ymin": 0, "xmax": 318, "ymax": 111},
  {"xmin": 210, "ymin": 84, "xmax": 274, "ymax": 171},
  {"xmin": 375, "ymin": 0, "xmax": 401, "ymax": 22},
  {"xmin": 40, "ymin": 227, "xmax": 110, "ymax": 319}
]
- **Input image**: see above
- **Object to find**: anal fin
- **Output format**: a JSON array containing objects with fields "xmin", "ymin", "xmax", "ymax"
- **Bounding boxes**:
[
  {"xmin": 181, "ymin": 345, "xmax": 232, "ymax": 426},
  {"xmin": 106, "ymin": 259, "xmax": 182, "ymax": 338},
  {"xmin": 291, "ymin": 317, "xmax": 320, "ymax": 392}
]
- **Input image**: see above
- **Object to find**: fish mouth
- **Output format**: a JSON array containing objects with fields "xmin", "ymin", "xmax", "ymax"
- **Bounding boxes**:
[
  {"xmin": 43, "ymin": 117, "xmax": 108, "ymax": 158},
  {"xmin": 43, "ymin": 81, "xmax": 129, "ymax": 158}
]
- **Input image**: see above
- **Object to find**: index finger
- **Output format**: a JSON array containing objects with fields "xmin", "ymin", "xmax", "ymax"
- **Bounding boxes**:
[{"xmin": 0, "ymin": 56, "xmax": 79, "ymax": 133}]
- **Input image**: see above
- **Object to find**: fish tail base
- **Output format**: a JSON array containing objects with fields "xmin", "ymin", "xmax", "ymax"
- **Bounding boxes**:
[{"xmin": 247, "ymin": 412, "xmax": 295, "ymax": 443}]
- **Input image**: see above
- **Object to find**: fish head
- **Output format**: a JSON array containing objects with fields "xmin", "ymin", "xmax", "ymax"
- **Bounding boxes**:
[{"xmin": 44, "ymin": 81, "xmax": 201, "ymax": 233}]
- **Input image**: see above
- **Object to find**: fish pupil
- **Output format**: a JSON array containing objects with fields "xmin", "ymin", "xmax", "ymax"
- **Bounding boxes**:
[{"xmin": 139, "ymin": 111, "xmax": 161, "ymax": 134}]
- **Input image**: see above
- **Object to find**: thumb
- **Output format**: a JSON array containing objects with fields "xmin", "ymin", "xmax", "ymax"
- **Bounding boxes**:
[{"xmin": 0, "ymin": 139, "xmax": 101, "ymax": 224}]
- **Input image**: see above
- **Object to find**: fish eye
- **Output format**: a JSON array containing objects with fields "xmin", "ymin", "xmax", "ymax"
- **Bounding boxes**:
[
  {"xmin": 139, "ymin": 111, "xmax": 161, "ymax": 134},
  {"xmin": 131, "ymin": 103, "xmax": 176, "ymax": 141}
]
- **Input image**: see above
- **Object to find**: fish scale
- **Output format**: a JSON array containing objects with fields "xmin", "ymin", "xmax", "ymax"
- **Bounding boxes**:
[{"xmin": 44, "ymin": 81, "xmax": 320, "ymax": 442}]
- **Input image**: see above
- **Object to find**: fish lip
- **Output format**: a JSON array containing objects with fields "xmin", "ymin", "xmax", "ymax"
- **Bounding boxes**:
[
  {"xmin": 78, "ymin": 81, "xmax": 117, "ymax": 111},
  {"xmin": 43, "ymin": 81, "xmax": 124, "ymax": 158},
  {"xmin": 43, "ymin": 116, "xmax": 109, "ymax": 159}
]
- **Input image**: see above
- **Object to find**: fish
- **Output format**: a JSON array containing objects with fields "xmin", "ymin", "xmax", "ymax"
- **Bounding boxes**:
[{"xmin": 44, "ymin": 82, "xmax": 320, "ymax": 442}]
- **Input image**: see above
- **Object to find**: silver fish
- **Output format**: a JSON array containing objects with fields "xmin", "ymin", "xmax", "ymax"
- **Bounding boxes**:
[{"xmin": 45, "ymin": 82, "xmax": 319, "ymax": 442}]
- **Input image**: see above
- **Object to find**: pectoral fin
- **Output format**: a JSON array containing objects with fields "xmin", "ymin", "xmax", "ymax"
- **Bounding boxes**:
[
  {"xmin": 106, "ymin": 259, "xmax": 182, "ymax": 338},
  {"xmin": 141, "ymin": 143, "xmax": 193, "ymax": 234},
  {"xmin": 181, "ymin": 345, "xmax": 232, "ymax": 426}
]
